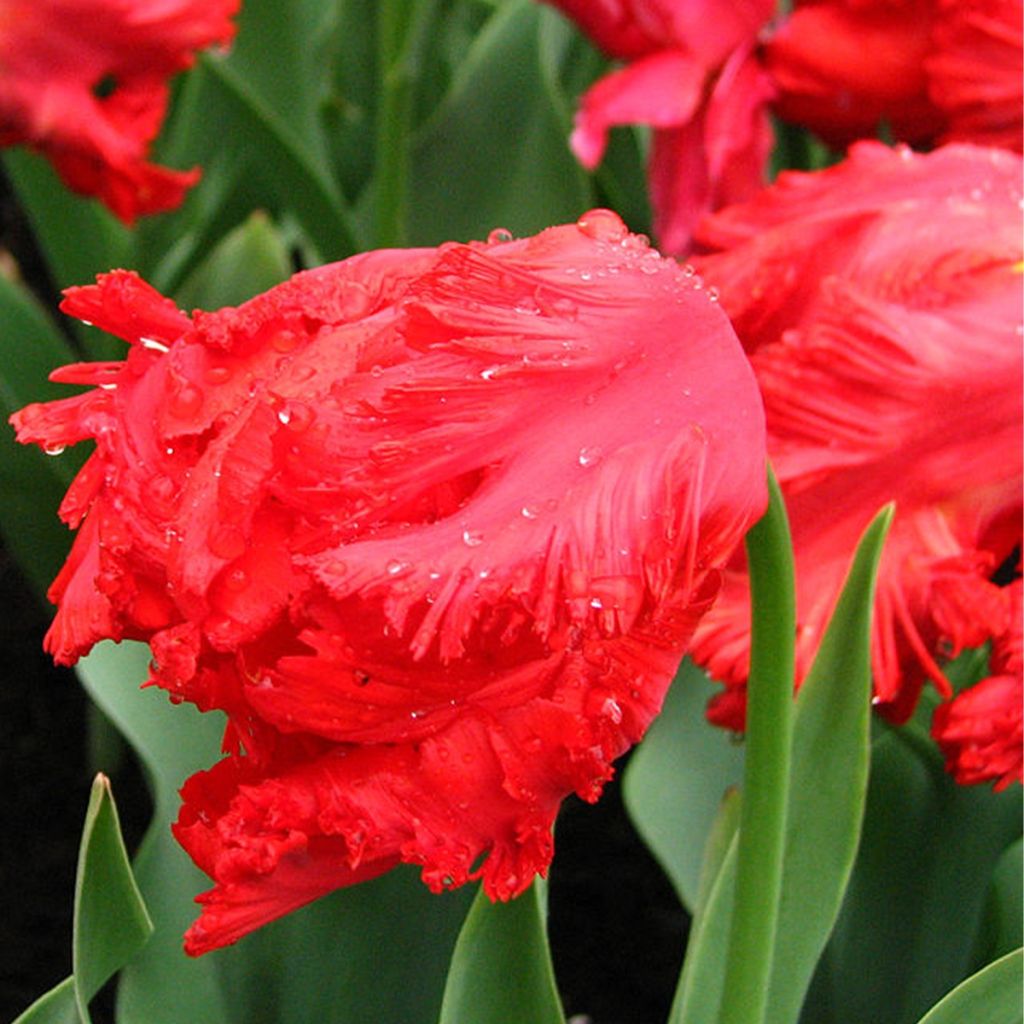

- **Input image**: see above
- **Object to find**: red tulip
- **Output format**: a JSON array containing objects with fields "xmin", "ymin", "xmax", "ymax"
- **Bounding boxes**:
[
  {"xmin": 0, "ymin": 0, "xmax": 239, "ymax": 222},
  {"xmin": 766, "ymin": 0, "xmax": 1023, "ymax": 151},
  {"xmin": 12, "ymin": 214, "xmax": 767, "ymax": 953},
  {"xmin": 933, "ymin": 580, "xmax": 1022, "ymax": 791},
  {"xmin": 543, "ymin": 0, "xmax": 776, "ymax": 255},
  {"xmin": 689, "ymin": 143, "xmax": 1022, "ymax": 761}
]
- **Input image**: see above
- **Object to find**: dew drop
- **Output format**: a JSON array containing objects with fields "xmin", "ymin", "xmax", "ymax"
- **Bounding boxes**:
[
  {"xmin": 369, "ymin": 364, "xmax": 384, "ymax": 378},
  {"xmin": 224, "ymin": 567, "xmax": 250, "ymax": 592},
  {"xmin": 462, "ymin": 529, "xmax": 484, "ymax": 547},
  {"xmin": 576, "ymin": 208, "xmax": 627, "ymax": 242},
  {"xmin": 601, "ymin": 697, "xmax": 623, "ymax": 724},
  {"xmin": 520, "ymin": 505, "xmax": 539, "ymax": 519},
  {"xmin": 206, "ymin": 364, "xmax": 231, "ymax": 385},
  {"xmin": 139, "ymin": 337, "xmax": 170, "ymax": 353},
  {"xmin": 707, "ymin": 286, "xmax": 720, "ymax": 302},
  {"xmin": 43, "ymin": 443, "xmax": 66, "ymax": 456},
  {"xmin": 169, "ymin": 383, "xmax": 202, "ymax": 418},
  {"xmin": 278, "ymin": 401, "xmax": 316, "ymax": 432},
  {"xmin": 487, "ymin": 227, "xmax": 514, "ymax": 244},
  {"xmin": 577, "ymin": 446, "xmax": 603, "ymax": 468},
  {"xmin": 386, "ymin": 559, "xmax": 410, "ymax": 576},
  {"xmin": 208, "ymin": 523, "xmax": 246, "ymax": 560},
  {"xmin": 271, "ymin": 329, "xmax": 301, "ymax": 353}
]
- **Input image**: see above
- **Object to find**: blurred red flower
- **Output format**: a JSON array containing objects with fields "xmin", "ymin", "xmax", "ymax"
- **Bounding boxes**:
[
  {"xmin": 933, "ymin": 579, "xmax": 1022, "ymax": 791},
  {"xmin": 543, "ymin": 0, "xmax": 776, "ymax": 255},
  {"xmin": 12, "ymin": 213, "xmax": 766, "ymax": 953},
  {"xmin": 0, "ymin": 0, "xmax": 240, "ymax": 223},
  {"xmin": 766, "ymin": 0, "xmax": 1023, "ymax": 151},
  {"xmin": 688, "ymin": 142, "xmax": 1023, "ymax": 765}
]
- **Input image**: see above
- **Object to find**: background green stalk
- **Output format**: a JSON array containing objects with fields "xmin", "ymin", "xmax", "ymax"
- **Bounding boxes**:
[
  {"xmin": 719, "ymin": 469, "xmax": 796, "ymax": 1024},
  {"xmin": 375, "ymin": 0, "xmax": 437, "ymax": 247}
]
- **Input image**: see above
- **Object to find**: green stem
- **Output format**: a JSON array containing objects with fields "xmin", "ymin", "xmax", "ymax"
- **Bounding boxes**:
[
  {"xmin": 375, "ymin": 0, "xmax": 436, "ymax": 247},
  {"xmin": 718, "ymin": 468, "xmax": 797, "ymax": 1024}
]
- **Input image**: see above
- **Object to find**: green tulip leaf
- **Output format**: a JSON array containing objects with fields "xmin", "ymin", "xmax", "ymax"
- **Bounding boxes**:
[
  {"xmin": 174, "ymin": 211, "xmax": 292, "ymax": 310},
  {"xmin": 764, "ymin": 505, "xmax": 893, "ymax": 1023},
  {"xmin": 13, "ymin": 776, "xmax": 153, "ymax": 1024},
  {"xmin": 410, "ymin": 0, "xmax": 593, "ymax": 245},
  {"xmin": 439, "ymin": 881, "xmax": 563, "ymax": 1024},
  {"xmin": 0, "ymin": 272, "xmax": 82, "ymax": 597},
  {"xmin": 916, "ymin": 949, "xmax": 1023, "ymax": 1024}
]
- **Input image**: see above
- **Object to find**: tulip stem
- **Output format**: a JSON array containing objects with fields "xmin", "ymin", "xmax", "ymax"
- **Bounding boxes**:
[
  {"xmin": 718, "ymin": 467, "xmax": 796, "ymax": 1024},
  {"xmin": 375, "ymin": 0, "xmax": 436, "ymax": 248}
]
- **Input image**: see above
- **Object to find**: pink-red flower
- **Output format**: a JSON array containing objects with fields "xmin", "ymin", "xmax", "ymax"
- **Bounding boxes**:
[
  {"xmin": 543, "ymin": 0, "xmax": 776, "ymax": 256},
  {"xmin": 12, "ymin": 212, "xmax": 766, "ymax": 953},
  {"xmin": 0, "ymin": 0, "xmax": 240, "ymax": 223},
  {"xmin": 687, "ymin": 143, "xmax": 1023, "ymax": 768},
  {"xmin": 933, "ymin": 578, "xmax": 1022, "ymax": 791},
  {"xmin": 766, "ymin": 0, "xmax": 1023, "ymax": 151}
]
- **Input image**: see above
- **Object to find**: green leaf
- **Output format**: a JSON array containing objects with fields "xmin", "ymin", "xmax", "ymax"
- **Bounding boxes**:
[
  {"xmin": 11, "ymin": 977, "xmax": 78, "ymax": 1024},
  {"xmin": 409, "ymin": 0, "xmax": 593, "ymax": 245},
  {"xmin": 2, "ymin": 150, "xmax": 130, "ymax": 293},
  {"xmin": 76, "ymin": 641, "xmax": 229, "ymax": 1023},
  {"xmin": 14, "ymin": 777, "xmax": 153, "ymax": 1024},
  {"xmin": 623, "ymin": 660, "xmax": 745, "ymax": 912},
  {"xmin": 916, "ymin": 949, "xmax": 1023, "ymax": 1024},
  {"xmin": 73, "ymin": 775, "xmax": 154, "ymax": 1021},
  {"xmin": 173, "ymin": 211, "xmax": 292, "ymax": 310},
  {"xmin": 667, "ymin": 791, "xmax": 742, "ymax": 1023},
  {"xmin": 0, "ymin": 272, "xmax": 82, "ymax": 597},
  {"xmin": 799, "ymin": 730, "xmax": 1023, "ymax": 1024},
  {"xmin": 978, "ymin": 838, "xmax": 1024, "ymax": 962},
  {"xmin": 765, "ymin": 505, "xmax": 893, "ymax": 1023},
  {"xmin": 663, "ymin": 500, "xmax": 890, "ymax": 1024},
  {"xmin": 439, "ymin": 881, "xmax": 563, "ymax": 1024}
]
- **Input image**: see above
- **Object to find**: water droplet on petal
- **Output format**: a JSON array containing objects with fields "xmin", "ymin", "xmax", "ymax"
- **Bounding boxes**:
[
  {"xmin": 208, "ymin": 524, "xmax": 246, "ymax": 560},
  {"xmin": 139, "ymin": 337, "xmax": 170, "ymax": 353},
  {"xmin": 278, "ymin": 401, "xmax": 315, "ymax": 432},
  {"xmin": 578, "ymin": 446, "xmax": 603, "ymax": 468},
  {"xmin": 206, "ymin": 364, "xmax": 231, "ymax": 384},
  {"xmin": 487, "ymin": 227, "xmax": 514, "ymax": 244},
  {"xmin": 707, "ymin": 287, "xmax": 720, "ymax": 302},
  {"xmin": 224, "ymin": 568, "xmax": 250, "ymax": 592},
  {"xmin": 576, "ymin": 208, "xmax": 627, "ymax": 242},
  {"xmin": 601, "ymin": 697, "xmax": 623, "ymax": 724},
  {"xmin": 43, "ymin": 443, "xmax": 66, "ymax": 456},
  {"xmin": 386, "ymin": 559, "xmax": 410, "ymax": 576},
  {"xmin": 520, "ymin": 505, "xmax": 539, "ymax": 519},
  {"xmin": 462, "ymin": 529, "xmax": 483, "ymax": 547},
  {"xmin": 169, "ymin": 383, "xmax": 203, "ymax": 418},
  {"xmin": 271, "ymin": 330, "xmax": 301, "ymax": 353}
]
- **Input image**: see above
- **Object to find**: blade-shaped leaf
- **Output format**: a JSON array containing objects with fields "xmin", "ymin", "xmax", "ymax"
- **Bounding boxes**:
[
  {"xmin": 14, "ymin": 776, "xmax": 153, "ymax": 1024},
  {"xmin": 11, "ymin": 977, "xmax": 78, "ymax": 1024},
  {"xmin": 665, "ymin": 502, "xmax": 890, "ymax": 1024},
  {"xmin": 623, "ymin": 661, "xmax": 745, "ymax": 912},
  {"xmin": 764, "ymin": 505, "xmax": 893, "ymax": 1023},
  {"xmin": 978, "ymin": 838, "xmax": 1024, "ymax": 963},
  {"xmin": 2, "ymin": 150, "xmax": 130, "ymax": 294},
  {"xmin": 667, "ymin": 795, "xmax": 741, "ymax": 1024},
  {"xmin": 174, "ymin": 211, "xmax": 292, "ymax": 310},
  {"xmin": 799, "ymin": 727, "xmax": 1023, "ymax": 1024},
  {"xmin": 409, "ymin": 0, "xmax": 593, "ymax": 245},
  {"xmin": 440, "ymin": 880, "xmax": 563, "ymax": 1024},
  {"xmin": 73, "ymin": 775, "xmax": 154, "ymax": 1021},
  {"xmin": 916, "ymin": 949, "xmax": 1023, "ymax": 1024},
  {"xmin": 0, "ymin": 272, "xmax": 81, "ymax": 597}
]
